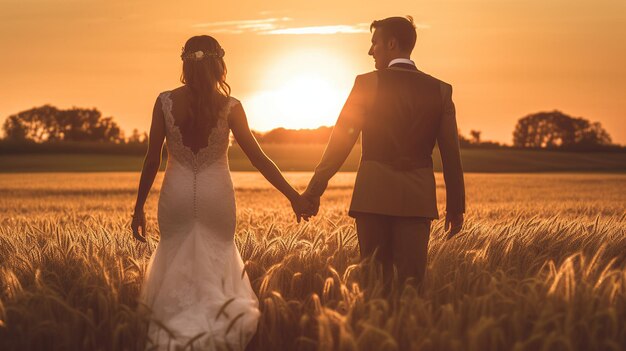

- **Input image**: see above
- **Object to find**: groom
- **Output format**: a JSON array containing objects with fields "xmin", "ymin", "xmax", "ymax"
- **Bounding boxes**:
[{"xmin": 302, "ymin": 16, "xmax": 465, "ymax": 291}]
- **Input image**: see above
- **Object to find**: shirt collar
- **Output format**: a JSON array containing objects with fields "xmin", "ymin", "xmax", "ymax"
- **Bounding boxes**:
[{"xmin": 388, "ymin": 58, "xmax": 416, "ymax": 67}]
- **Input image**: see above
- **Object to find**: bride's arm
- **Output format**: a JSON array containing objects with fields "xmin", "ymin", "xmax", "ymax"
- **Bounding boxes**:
[
  {"xmin": 132, "ymin": 97, "xmax": 166, "ymax": 241},
  {"xmin": 229, "ymin": 101, "xmax": 311, "ymax": 221}
]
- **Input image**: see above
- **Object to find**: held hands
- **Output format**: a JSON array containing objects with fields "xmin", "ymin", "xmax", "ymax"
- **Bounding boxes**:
[
  {"xmin": 445, "ymin": 212, "xmax": 464, "ymax": 240},
  {"xmin": 290, "ymin": 191, "xmax": 320, "ymax": 223},
  {"xmin": 131, "ymin": 210, "xmax": 148, "ymax": 242},
  {"xmin": 301, "ymin": 190, "xmax": 320, "ymax": 217}
]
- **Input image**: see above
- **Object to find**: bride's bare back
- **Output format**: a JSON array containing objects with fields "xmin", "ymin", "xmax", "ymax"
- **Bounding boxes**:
[{"xmin": 167, "ymin": 86, "xmax": 229, "ymax": 154}]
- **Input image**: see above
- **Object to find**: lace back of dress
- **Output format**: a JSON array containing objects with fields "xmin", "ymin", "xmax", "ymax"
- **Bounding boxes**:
[{"xmin": 159, "ymin": 91, "xmax": 236, "ymax": 171}]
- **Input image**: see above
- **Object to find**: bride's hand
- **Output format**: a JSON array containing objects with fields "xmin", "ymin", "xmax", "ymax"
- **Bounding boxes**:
[{"xmin": 131, "ymin": 210, "xmax": 148, "ymax": 242}]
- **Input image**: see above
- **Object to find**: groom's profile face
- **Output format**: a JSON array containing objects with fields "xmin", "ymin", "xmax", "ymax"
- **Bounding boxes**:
[{"xmin": 368, "ymin": 29, "xmax": 392, "ymax": 70}]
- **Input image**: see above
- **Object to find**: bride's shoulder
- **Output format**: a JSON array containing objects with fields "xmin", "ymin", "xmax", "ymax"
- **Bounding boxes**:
[
  {"xmin": 227, "ymin": 95, "xmax": 241, "ymax": 104},
  {"xmin": 157, "ymin": 87, "xmax": 181, "ymax": 100},
  {"xmin": 226, "ymin": 96, "xmax": 242, "ymax": 111},
  {"xmin": 167, "ymin": 86, "xmax": 187, "ymax": 97},
  {"xmin": 224, "ymin": 96, "xmax": 244, "ymax": 124}
]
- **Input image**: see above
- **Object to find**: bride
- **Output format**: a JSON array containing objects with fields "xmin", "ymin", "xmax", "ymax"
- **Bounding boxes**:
[{"xmin": 130, "ymin": 35, "xmax": 313, "ymax": 350}]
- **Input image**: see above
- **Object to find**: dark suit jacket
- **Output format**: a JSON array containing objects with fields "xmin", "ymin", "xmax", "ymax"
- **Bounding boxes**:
[{"xmin": 306, "ymin": 63, "xmax": 465, "ymax": 219}]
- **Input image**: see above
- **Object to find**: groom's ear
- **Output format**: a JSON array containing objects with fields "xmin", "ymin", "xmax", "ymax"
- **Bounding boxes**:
[{"xmin": 386, "ymin": 37, "xmax": 398, "ymax": 51}]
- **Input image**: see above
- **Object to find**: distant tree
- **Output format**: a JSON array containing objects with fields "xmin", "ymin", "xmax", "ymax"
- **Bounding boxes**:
[
  {"xmin": 2, "ymin": 105, "xmax": 61, "ymax": 142},
  {"xmin": 457, "ymin": 131, "xmax": 472, "ymax": 148},
  {"xmin": 59, "ymin": 108, "xmax": 124, "ymax": 142},
  {"xmin": 513, "ymin": 110, "xmax": 612, "ymax": 149},
  {"xmin": 2, "ymin": 105, "xmax": 124, "ymax": 143},
  {"xmin": 456, "ymin": 130, "xmax": 504, "ymax": 149},
  {"xmin": 470, "ymin": 130, "xmax": 481, "ymax": 144},
  {"xmin": 261, "ymin": 127, "xmax": 334, "ymax": 144},
  {"xmin": 127, "ymin": 128, "xmax": 148, "ymax": 144},
  {"xmin": 576, "ymin": 121, "xmax": 613, "ymax": 149}
]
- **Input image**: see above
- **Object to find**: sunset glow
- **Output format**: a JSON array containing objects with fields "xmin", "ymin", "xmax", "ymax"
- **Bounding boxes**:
[
  {"xmin": 0, "ymin": 1, "xmax": 624, "ymax": 144},
  {"xmin": 246, "ymin": 74, "xmax": 350, "ymax": 130},
  {"xmin": 243, "ymin": 49, "xmax": 353, "ymax": 130}
]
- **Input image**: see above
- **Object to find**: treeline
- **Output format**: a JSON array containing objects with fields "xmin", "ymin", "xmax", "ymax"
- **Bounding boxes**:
[
  {"xmin": 1, "ymin": 105, "xmax": 150, "ymax": 145},
  {"xmin": 1, "ymin": 104, "xmax": 623, "ymax": 153},
  {"xmin": 512, "ymin": 110, "xmax": 618, "ymax": 151},
  {"xmin": 2, "ymin": 105, "xmax": 129, "ymax": 143},
  {"xmin": 250, "ymin": 127, "xmax": 333, "ymax": 144}
]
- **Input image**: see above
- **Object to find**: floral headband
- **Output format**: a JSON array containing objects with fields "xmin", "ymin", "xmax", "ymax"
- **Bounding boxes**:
[{"xmin": 180, "ymin": 46, "xmax": 225, "ymax": 61}]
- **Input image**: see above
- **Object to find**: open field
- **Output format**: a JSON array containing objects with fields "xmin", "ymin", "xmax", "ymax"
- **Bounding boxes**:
[
  {"xmin": 1, "ymin": 172, "xmax": 625, "ymax": 350},
  {"xmin": 1, "ymin": 144, "xmax": 626, "ymax": 173}
]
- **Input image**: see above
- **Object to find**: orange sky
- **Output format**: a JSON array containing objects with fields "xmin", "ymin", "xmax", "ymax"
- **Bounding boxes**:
[{"xmin": 1, "ymin": 0, "xmax": 625, "ymax": 145}]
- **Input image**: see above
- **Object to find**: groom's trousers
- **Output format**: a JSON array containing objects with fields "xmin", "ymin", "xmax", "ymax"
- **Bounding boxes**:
[{"xmin": 354, "ymin": 213, "xmax": 431, "ymax": 293}]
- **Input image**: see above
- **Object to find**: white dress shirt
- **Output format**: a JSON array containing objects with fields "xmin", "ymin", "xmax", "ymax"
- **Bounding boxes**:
[{"xmin": 388, "ymin": 58, "xmax": 416, "ymax": 67}]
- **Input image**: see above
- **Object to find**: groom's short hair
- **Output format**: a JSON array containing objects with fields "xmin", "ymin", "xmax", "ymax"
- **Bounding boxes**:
[{"xmin": 370, "ymin": 16, "xmax": 417, "ymax": 53}]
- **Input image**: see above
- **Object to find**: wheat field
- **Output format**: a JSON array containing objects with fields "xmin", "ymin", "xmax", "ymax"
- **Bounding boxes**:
[{"xmin": 0, "ymin": 172, "xmax": 625, "ymax": 351}]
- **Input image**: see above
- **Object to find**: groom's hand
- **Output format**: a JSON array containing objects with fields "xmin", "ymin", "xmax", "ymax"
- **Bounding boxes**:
[{"xmin": 445, "ymin": 212, "xmax": 464, "ymax": 240}]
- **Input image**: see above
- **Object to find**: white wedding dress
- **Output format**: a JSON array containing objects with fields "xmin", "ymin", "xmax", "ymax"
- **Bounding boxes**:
[{"xmin": 139, "ymin": 91, "xmax": 260, "ymax": 350}]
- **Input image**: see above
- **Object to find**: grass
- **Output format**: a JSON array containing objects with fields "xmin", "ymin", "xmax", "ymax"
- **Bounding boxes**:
[
  {"xmin": 0, "ymin": 172, "xmax": 625, "ymax": 350},
  {"xmin": 1, "ymin": 144, "xmax": 625, "ymax": 172}
]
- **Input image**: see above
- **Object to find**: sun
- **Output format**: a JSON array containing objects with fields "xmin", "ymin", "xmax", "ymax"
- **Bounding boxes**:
[
  {"xmin": 274, "ymin": 74, "xmax": 348, "ymax": 127},
  {"xmin": 243, "ymin": 49, "xmax": 354, "ymax": 131}
]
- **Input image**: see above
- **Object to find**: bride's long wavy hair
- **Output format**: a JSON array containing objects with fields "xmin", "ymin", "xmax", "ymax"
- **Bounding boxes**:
[{"xmin": 179, "ymin": 35, "xmax": 231, "ymax": 133}]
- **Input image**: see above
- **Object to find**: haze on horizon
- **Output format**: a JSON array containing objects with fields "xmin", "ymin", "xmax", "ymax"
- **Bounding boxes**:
[{"xmin": 1, "ymin": 0, "xmax": 625, "ymax": 145}]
